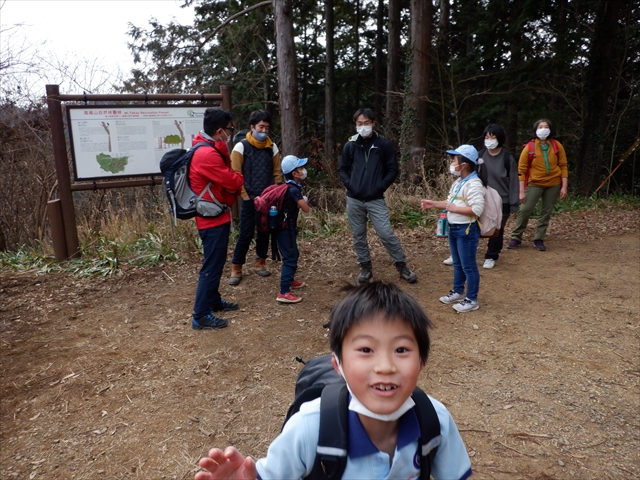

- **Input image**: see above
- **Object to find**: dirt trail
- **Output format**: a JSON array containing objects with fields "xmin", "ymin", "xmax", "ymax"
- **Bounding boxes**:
[{"xmin": 1, "ymin": 208, "xmax": 639, "ymax": 479}]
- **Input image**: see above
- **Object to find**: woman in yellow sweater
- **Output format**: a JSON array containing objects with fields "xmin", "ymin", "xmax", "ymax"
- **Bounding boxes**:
[{"xmin": 507, "ymin": 119, "xmax": 568, "ymax": 251}]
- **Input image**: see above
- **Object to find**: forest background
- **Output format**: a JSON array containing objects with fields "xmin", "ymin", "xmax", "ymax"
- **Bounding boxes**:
[{"xmin": 0, "ymin": 0, "xmax": 638, "ymax": 254}]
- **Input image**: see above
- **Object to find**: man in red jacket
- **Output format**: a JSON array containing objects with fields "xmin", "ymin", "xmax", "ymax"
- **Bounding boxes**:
[{"xmin": 189, "ymin": 108, "xmax": 244, "ymax": 330}]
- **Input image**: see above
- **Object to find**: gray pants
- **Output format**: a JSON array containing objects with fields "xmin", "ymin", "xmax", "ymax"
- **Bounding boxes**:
[{"xmin": 346, "ymin": 197, "xmax": 407, "ymax": 265}]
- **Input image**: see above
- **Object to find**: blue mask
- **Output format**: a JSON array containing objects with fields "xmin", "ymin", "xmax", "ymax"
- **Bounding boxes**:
[{"xmin": 253, "ymin": 131, "xmax": 268, "ymax": 142}]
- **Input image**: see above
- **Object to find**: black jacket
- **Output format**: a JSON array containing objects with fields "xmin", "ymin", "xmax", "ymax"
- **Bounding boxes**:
[{"xmin": 338, "ymin": 132, "xmax": 398, "ymax": 201}]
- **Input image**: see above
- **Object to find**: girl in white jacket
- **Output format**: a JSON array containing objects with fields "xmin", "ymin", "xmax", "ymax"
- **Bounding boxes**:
[{"xmin": 422, "ymin": 145, "xmax": 486, "ymax": 312}]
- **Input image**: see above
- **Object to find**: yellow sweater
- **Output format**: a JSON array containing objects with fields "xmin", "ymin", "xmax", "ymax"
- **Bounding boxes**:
[{"xmin": 518, "ymin": 139, "xmax": 568, "ymax": 188}]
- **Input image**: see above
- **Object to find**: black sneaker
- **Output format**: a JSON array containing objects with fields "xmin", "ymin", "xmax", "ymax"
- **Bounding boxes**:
[
  {"xmin": 192, "ymin": 314, "xmax": 228, "ymax": 330},
  {"xmin": 212, "ymin": 299, "xmax": 239, "ymax": 312},
  {"xmin": 357, "ymin": 261, "xmax": 373, "ymax": 284},
  {"xmin": 395, "ymin": 262, "xmax": 417, "ymax": 283},
  {"xmin": 534, "ymin": 240, "xmax": 546, "ymax": 251}
]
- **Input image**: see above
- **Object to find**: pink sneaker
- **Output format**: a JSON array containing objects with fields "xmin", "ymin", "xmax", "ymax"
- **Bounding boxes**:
[
  {"xmin": 290, "ymin": 280, "xmax": 306, "ymax": 288},
  {"xmin": 277, "ymin": 291, "xmax": 302, "ymax": 303}
]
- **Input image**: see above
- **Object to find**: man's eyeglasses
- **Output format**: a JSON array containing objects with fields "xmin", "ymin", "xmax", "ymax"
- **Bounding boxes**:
[{"xmin": 225, "ymin": 126, "xmax": 236, "ymax": 132}]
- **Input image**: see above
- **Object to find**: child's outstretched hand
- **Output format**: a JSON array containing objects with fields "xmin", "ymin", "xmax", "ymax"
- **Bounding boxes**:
[
  {"xmin": 195, "ymin": 446, "xmax": 257, "ymax": 480},
  {"xmin": 421, "ymin": 199, "xmax": 435, "ymax": 210}
]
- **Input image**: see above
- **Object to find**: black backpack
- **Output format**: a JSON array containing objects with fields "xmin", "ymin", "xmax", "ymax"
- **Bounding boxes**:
[
  {"xmin": 284, "ymin": 355, "xmax": 441, "ymax": 480},
  {"xmin": 159, "ymin": 142, "xmax": 228, "ymax": 223}
]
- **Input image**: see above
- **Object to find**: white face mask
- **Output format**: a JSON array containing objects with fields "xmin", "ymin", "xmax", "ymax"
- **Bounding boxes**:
[
  {"xmin": 299, "ymin": 168, "xmax": 307, "ymax": 180},
  {"xmin": 536, "ymin": 128, "xmax": 550, "ymax": 140},
  {"xmin": 356, "ymin": 125, "xmax": 373, "ymax": 137},
  {"xmin": 484, "ymin": 139, "xmax": 499, "ymax": 150},
  {"xmin": 333, "ymin": 354, "xmax": 416, "ymax": 422},
  {"xmin": 449, "ymin": 164, "xmax": 462, "ymax": 177}
]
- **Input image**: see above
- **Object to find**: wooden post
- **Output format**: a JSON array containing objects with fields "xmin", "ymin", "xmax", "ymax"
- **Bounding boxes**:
[
  {"xmin": 220, "ymin": 85, "xmax": 232, "ymax": 112},
  {"xmin": 46, "ymin": 84, "xmax": 80, "ymax": 258},
  {"xmin": 47, "ymin": 199, "xmax": 68, "ymax": 261}
]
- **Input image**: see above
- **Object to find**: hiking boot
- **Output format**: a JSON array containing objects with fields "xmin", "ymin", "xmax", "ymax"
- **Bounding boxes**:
[
  {"xmin": 291, "ymin": 280, "xmax": 306, "ymax": 288},
  {"xmin": 277, "ymin": 291, "xmax": 302, "ymax": 303},
  {"xmin": 228, "ymin": 263, "xmax": 243, "ymax": 285},
  {"xmin": 192, "ymin": 314, "xmax": 228, "ymax": 330},
  {"xmin": 357, "ymin": 261, "xmax": 373, "ymax": 284},
  {"xmin": 212, "ymin": 299, "xmax": 239, "ymax": 312},
  {"xmin": 395, "ymin": 262, "xmax": 417, "ymax": 283},
  {"xmin": 534, "ymin": 240, "xmax": 546, "ymax": 251},
  {"xmin": 255, "ymin": 257, "xmax": 271, "ymax": 277},
  {"xmin": 507, "ymin": 239, "xmax": 521, "ymax": 249},
  {"xmin": 483, "ymin": 259, "xmax": 495, "ymax": 269},
  {"xmin": 443, "ymin": 256, "xmax": 453, "ymax": 265},
  {"xmin": 452, "ymin": 298, "xmax": 479, "ymax": 313},
  {"xmin": 439, "ymin": 290, "xmax": 465, "ymax": 304}
]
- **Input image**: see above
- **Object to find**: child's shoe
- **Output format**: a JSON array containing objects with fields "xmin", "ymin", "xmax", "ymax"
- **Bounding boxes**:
[
  {"xmin": 277, "ymin": 291, "xmax": 302, "ymax": 303},
  {"xmin": 192, "ymin": 314, "xmax": 228, "ymax": 330},
  {"xmin": 443, "ymin": 256, "xmax": 454, "ymax": 265},
  {"xmin": 290, "ymin": 280, "xmax": 306, "ymax": 288},
  {"xmin": 452, "ymin": 298, "xmax": 479, "ymax": 312},
  {"xmin": 439, "ymin": 290, "xmax": 465, "ymax": 304}
]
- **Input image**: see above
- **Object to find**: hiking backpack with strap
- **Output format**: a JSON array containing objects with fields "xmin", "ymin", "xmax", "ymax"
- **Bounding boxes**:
[
  {"xmin": 478, "ymin": 184, "xmax": 503, "ymax": 238},
  {"xmin": 254, "ymin": 183, "xmax": 289, "ymax": 233},
  {"xmin": 524, "ymin": 139, "xmax": 559, "ymax": 189},
  {"xmin": 159, "ymin": 142, "xmax": 229, "ymax": 223},
  {"xmin": 283, "ymin": 355, "xmax": 442, "ymax": 480}
]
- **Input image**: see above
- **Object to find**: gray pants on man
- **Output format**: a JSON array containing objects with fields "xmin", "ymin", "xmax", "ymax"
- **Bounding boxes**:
[{"xmin": 346, "ymin": 197, "xmax": 406, "ymax": 263}]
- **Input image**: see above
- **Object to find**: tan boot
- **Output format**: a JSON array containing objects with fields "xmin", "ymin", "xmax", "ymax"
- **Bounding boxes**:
[
  {"xmin": 228, "ymin": 263, "xmax": 243, "ymax": 285},
  {"xmin": 254, "ymin": 257, "xmax": 271, "ymax": 277}
]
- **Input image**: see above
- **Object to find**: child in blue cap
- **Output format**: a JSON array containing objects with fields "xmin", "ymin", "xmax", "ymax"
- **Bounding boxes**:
[
  {"xmin": 274, "ymin": 155, "xmax": 310, "ymax": 303},
  {"xmin": 422, "ymin": 145, "xmax": 487, "ymax": 312}
]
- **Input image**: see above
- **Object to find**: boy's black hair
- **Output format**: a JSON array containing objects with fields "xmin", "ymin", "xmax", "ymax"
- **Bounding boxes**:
[
  {"xmin": 203, "ymin": 108, "xmax": 232, "ymax": 136},
  {"xmin": 249, "ymin": 110, "xmax": 272, "ymax": 127},
  {"xmin": 353, "ymin": 108, "xmax": 376, "ymax": 123},
  {"xmin": 329, "ymin": 281, "xmax": 432, "ymax": 364},
  {"xmin": 531, "ymin": 118, "xmax": 556, "ymax": 139},
  {"xmin": 482, "ymin": 123, "xmax": 506, "ymax": 147}
]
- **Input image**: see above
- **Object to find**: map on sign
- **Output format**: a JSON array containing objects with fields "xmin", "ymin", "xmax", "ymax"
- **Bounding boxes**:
[{"xmin": 67, "ymin": 106, "xmax": 209, "ymax": 180}]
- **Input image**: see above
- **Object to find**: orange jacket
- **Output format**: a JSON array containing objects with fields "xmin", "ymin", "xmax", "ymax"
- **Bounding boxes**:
[{"xmin": 518, "ymin": 139, "xmax": 568, "ymax": 188}]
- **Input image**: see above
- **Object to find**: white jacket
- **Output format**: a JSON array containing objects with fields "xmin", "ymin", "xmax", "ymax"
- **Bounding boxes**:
[{"xmin": 446, "ymin": 177, "xmax": 485, "ymax": 224}]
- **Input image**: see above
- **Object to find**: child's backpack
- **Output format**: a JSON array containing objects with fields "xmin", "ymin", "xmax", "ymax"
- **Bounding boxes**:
[
  {"xmin": 283, "ymin": 355, "xmax": 441, "ymax": 480},
  {"xmin": 159, "ymin": 142, "xmax": 228, "ymax": 223},
  {"xmin": 524, "ymin": 139, "xmax": 560, "ymax": 188},
  {"xmin": 254, "ymin": 183, "xmax": 289, "ymax": 232},
  {"xmin": 478, "ymin": 185, "xmax": 503, "ymax": 238}
]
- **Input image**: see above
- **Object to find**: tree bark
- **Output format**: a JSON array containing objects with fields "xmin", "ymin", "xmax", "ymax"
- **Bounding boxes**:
[
  {"xmin": 374, "ymin": 0, "xmax": 385, "ymax": 117},
  {"xmin": 408, "ymin": 0, "xmax": 432, "ymax": 180},
  {"xmin": 577, "ymin": 0, "xmax": 623, "ymax": 194},
  {"xmin": 324, "ymin": 0, "xmax": 336, "ymax": 172},
  {"xmin": 385, "ymin": 0, "xmax": 401, "ymax": 143},
  {"xmin": 273, "ymin": 0, "xmax": 301, "ymax": 156}
]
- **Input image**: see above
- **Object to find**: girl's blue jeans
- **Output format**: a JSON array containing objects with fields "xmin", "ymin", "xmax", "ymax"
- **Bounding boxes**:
[{"xmin": 448, "ymin": 222, "xmax": 480, "ymax": 301}]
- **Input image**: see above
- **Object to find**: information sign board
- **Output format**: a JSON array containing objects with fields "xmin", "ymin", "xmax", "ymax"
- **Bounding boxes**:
[{"xmin": 67, "ymin": 105, "xmax": 208, "ymax": 180}]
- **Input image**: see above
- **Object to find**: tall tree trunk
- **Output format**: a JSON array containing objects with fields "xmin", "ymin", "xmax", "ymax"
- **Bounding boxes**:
[
  {"xmin": 408, "ymin": 0, "xmax": 432, "ymax": 180},
  {"xmin": 324, "ymin": 0, "xmax": 336, "ymax": 172},
  {"xmin": 577, "ymin": 0, "xmax": 623, "ymax": 194},
  {"xmin": 273, "ymin": 0, "xmax": 301, "ymax": 156},
  {"xmin": 385, "ymin": 0, "xmax": 401, "ymax": 143},
  {"xmin": 374, "ymin": 0, "xmax": 385, "ymax": 117},
  {"xmin": 354, "ymin": 0, "xmax": 361, "ymax": 110}
]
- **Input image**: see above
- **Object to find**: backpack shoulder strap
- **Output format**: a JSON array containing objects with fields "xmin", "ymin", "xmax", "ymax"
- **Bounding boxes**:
[
  {"xmin": 411, "ymin": 388, "xmax": 441, "ymax": 480},
  {"xmin": 306, "ymin": 383, "xmax": 349, "ymax": 480},
  {"xmin": 550, "ymin": 139, "xmax": 559, "ymax": 155}
]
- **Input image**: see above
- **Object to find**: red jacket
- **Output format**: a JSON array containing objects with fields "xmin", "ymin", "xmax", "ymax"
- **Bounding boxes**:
[{"xmin": 189, "ymin": 133, "xmax": 244, "ymax": 230}]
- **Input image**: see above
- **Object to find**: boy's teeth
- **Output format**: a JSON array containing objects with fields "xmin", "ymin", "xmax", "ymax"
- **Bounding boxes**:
[{"xmin": 374, "ymin": 385, "xmax": 395, "ymax": 391}]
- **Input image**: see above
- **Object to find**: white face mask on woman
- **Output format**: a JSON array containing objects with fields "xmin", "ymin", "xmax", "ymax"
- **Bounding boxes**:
[
  {"xmin": 449, "ymin": 164, "xmax": 462, "ymax": 177},
  {"xmin": 484, "ymin": 139, "xmax": 499, "ymax": 150},
  {"xmin": 536, "ymin": 128, "xmax": 551, "ymax": 140}
]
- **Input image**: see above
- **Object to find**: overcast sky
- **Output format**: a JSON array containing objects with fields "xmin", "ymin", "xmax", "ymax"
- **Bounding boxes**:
[{"xmin": 1, "ymin": 0, "xmax": 195, "ymax": 98}]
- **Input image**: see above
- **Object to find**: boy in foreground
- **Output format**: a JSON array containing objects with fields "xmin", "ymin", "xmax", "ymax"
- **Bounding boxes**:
[{"xmin": 195, "ymin": 282, "xmax": 472, "ymax": 479}]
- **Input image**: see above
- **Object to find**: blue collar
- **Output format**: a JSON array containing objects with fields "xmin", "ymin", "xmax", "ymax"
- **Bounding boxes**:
[
  {"xmin": 347, "ymin": 407, "xmax": 420, "ymax": 458},
  {"xmin": 285, "ymin": 179, "xmax": 302, "ymax": 188}
]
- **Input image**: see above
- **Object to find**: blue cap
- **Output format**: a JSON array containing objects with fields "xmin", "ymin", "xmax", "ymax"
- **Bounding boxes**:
[
  {"xmin": 281, "ymin": 155, "xmax": 308, "ymax": 174},
  {"xmin": 446, "ymin": 144, "xmax": 479, "ymax": 164}
]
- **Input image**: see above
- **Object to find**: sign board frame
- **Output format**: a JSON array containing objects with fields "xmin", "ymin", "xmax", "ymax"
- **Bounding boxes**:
[{"xmin": 66, "ymin": 104, "xmax": 210, "ymax": 181}]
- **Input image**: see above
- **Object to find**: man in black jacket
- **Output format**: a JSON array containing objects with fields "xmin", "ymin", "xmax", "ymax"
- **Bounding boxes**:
[{"xmin": 338, "ymin": 108, "xmax": 417, "ymax": 284}]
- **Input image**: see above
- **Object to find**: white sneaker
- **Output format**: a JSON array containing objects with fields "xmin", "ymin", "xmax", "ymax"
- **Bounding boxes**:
[
  {"xmin": 453, "ymin": 298, "xmax": 479, "ymax": 313},
  {"xmin": 439, "ymin": 290, "xmax": 465, "ymax": 304},
  {"xmin": 443, "ymin": 256, "xmax": 453, "ymax": 265},
  {"xmin": 483, "ymin": 259, "xmax": 495, "ymax": 269}
]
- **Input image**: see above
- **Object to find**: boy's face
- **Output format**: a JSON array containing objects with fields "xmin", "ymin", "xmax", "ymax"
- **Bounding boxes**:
[
  {"xmin": 333, "ymin": 313, "xmax": 423, "ymax": 416},
  {"xmin": 292, "ymin": 167, "xmax": 305, "ymax": 181}
]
